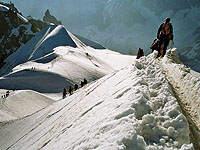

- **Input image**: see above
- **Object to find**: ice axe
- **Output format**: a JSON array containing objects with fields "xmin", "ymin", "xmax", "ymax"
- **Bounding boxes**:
[{"xmin": 170, "ymin": 40, "xmax": 174, "ymax": 50}]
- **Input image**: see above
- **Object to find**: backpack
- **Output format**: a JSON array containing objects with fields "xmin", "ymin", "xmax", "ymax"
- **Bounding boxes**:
[
  {"xmin": 161, "ymin": 23, "xmax": 171, "ymax": 36},
  {"xmin": 150, "ymin": 39, "xmax": 160, "ymax": 51}
]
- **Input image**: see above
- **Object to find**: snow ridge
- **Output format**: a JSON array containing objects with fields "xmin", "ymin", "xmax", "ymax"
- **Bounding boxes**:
[
  {"xmin": 0, "ymin": 51, "xmax": 193, "ymax": 150},
  {"xmin": 0, "ymin": 4, "xmax": 9, "ymax": 11},
  {"xmin": 0, "ymin": 25, "xmax": 82, "ymax": 76},
  {"xmin": 162, "ymin": 49, "xmax": 200, "ymax": 128},
  {"xmin": 161, "ymin": 48, "xmax": 200, "ymax": 149}
]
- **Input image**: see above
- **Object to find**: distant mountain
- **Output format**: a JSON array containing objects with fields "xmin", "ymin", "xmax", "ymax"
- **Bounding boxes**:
[
  {"xmin": 4, "ymin": 1, "xmax": 200, "ymax": 72},
  {"xmin": 0, "ymin": 3, "xmax": 106, "ymax": 72},
  {"xmin": 66, "ymin": 0, "xmax": 200, "ymax": 72},
  {"xmin": 101, "ymin": 0, "xmax": 200, "ymax": 71},
  {"xmin": 43, "ymin": 9, "xmax": 62, "ymax": 25},
  {"xmin": 178, "ymin": 26, "xmax": 200, "ymax": 72},
  {"xmin": 0, "ymin": 25, "xmax": 128, "ymax": 93}
]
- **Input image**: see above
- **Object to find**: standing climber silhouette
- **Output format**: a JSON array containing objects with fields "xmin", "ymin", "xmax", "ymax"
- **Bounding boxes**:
[
  {"xmin": 83, "ymin": 78, "xmax": 87, "ymax": 85},
  {"xmin": 74, "ymin": 84, "xmax": 79, "ymax": 91},
  {"xmin": 68, "ymin": 86, "xmax": 73, "ymax": 95},
  {"xmin": 136, "ymin": 48, "xmax": 144, "ymax": 59},
  {"xmin": 157, "ymin": 17, "xmax": 174, "ymax": 57},
  {"xmin": 62, "ymin": 88, "xmax": 67, "ymax": 99}
]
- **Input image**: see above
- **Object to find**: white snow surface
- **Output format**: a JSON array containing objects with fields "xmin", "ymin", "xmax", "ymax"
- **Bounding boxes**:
[
  {"xmin": 0, "ymin": 51, "xmax": 194, "ymax": 150},
  {"xmin": 0, "ymin": 90, "xmax": 55, "ymax": 122},
  {"xmin": 0, "ymin": 4, "xmax": 9, "ymax": 12},
  {"xmin": 0, "ymin": 25, "xmax": 135, "ymax": 94},
  {"xmin": 161, "ymin": 49, "xmax": 200, "ymax": 129},
  {"xmin": 17, "ymin": 13, "xmax": 28, "ymax": 23},
  {"xmin": 191, "ymin": 70, "xmax": 200, "ymax": 79},
  {"xmin": 0, "ymin": 25, "xmax": 136, "ymax": 122}
]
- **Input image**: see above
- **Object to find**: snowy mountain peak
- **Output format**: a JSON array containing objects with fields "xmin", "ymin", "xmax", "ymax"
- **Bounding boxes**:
[
  {"xmin": 28, "ymin": 25, "xmax": 80, "ymax": 61},
  {"xmin": 0, "ymin": 25, "xmax": 87, "ymax": 76},
  {"xmin": 43, "ymin": 9, "xmax": 62, "ymax": 25}
]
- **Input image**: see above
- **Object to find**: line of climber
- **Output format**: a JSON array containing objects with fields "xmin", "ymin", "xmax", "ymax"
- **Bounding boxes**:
[
  {"xmin": 62, "ymin": 78, "xmax": 88, "ymax": 99},
  {"xmin": 1, "ymin": 91, "xmax": 10, "ymax": 99}
]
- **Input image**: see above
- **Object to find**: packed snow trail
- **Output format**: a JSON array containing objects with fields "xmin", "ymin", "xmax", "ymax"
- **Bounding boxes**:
[
  {"xmin": 0, "ymin": 51, "xmax": 194, "ymax": 150},
  {"xmin": 160, "ymin": 49, "xmax": 200, "ymax": 149}
]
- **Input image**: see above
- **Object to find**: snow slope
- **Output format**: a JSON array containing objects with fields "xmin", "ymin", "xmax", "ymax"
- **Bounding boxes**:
[
  {"xmin": 0, "ymin": 90, "xmax": 54, "ymax": 122},
  {"xmin": 162, "ymin": 49, "xmax": 200, "ymax": 128},
  {"xmin": 0, "ymin": 25, "xmax": 78, "ymax": 76},
  {"xmin": 161, "ymin": 49, "xmax": 200, "ymax": 148},
  {"xmin": 0, "ymin": 51, "xmax": 194, "ymax": 150},
  {"xmin": 0, "ymin": 24, "xmax": 136, "ymax": 122},
  {"xmin": 0, "ymin": 25, "xmax": 135, "ymax": 93}
]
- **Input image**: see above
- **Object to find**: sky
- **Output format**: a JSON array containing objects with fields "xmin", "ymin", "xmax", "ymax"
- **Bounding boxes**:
[
  {"xmin": 0, "ymin": 0, "xmax": 107, "ymax": 34},
  {"xmin": 1, "ymin": 0, "xmax": 67, "ymax": 19}
]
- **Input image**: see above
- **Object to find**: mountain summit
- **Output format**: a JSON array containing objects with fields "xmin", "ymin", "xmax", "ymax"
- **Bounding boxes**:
[{"xmin": 43, "ymin": 9, "xmax": 62, "ymax": 25}]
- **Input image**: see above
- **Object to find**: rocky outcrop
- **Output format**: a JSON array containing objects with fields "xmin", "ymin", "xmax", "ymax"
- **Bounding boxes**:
[
  {"xmin": 28, "ymin": 19, "xmax": 48, "ymax": 33},
  {"xmin": 0, "ymin": 1, "xmax": 19, "ymax": 13},
  {"xmin": 0, "ymin": 3, "xmax": 49, "ymax": 70},
  {"xmin": 43, "ymin": 9, "xmax": 62, "ymax": 25},
  {"xmin": 0, "ymin": 8, "xmax": 33, "ymax": 69}
]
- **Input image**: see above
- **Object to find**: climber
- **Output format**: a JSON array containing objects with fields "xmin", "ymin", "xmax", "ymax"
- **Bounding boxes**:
[
  {"xmin": 80, "ymin": 81, "xmax": 84, "ymax": 87},
  {"xmin": 156, "ymin": 17, "xmax": 174, "ymax": 57},
  {"xmin": 68, "ymin": 86, "xmax": 73, "ymax": 95},
  {"xmin": 83, "ymin": 78, "xmax": 87, "ymax": 85},
  {"xmin": 136, "ymin": 48, "xmax": 144, "ymax": 59},
  {"xmin": 62, "ymin": 88, "xmax": 67, "ymax": 99},
  {"xmin": 74, "ymin": 84, "xmax": 79, "ymax": 91}
]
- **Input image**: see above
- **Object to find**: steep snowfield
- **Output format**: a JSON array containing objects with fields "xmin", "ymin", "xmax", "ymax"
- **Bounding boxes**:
[
  {"xmin": 162, "ymin": 49, "xmax": 200, "ymax": 128},
  {"xmin": 0, "ymin": 90, "xmax": 54, "ymax": 122},
  {"xmin": 0, "ymin": 51, "xmax": 195, "ymax": 150},
  {"xmin": 0, "ymin": 25, "xmax": 135, "ymax": 94},
  {"xmin": 0, "ymin": 24, "xmax": 136, "ymax": 122},
  {"xmin": 0, "ymin": 25, "xmax": 78, "ymax": 76},
  {"xmin": 161, "ymin": 49, "xmax": 200, "ymax": 148}
]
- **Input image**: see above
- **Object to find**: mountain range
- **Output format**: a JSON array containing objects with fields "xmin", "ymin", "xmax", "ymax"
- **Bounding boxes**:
[
  {"xmin": 1, "ymin": 0, "xmax": 200, "ymax": 71},
  {"xmin": 0, "ymin": 2, "xmax": 200, "ymax": 150}
]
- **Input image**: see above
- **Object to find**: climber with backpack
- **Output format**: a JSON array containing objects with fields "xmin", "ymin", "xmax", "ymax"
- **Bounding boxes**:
[
  {"xmin": 157, "ymin": 17, "xmax": 174, "ymax": 57},
  {"xmin": 150, "ymin": 17, "xmax": 174, "ymax": 57}
]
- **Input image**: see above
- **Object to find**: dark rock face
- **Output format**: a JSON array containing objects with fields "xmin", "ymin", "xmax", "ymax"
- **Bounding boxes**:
[
  {"xmin": 43, "ymin": 9, "xmax": 62, "ymax": 25},
  {"xmin": 0, "ymin": 3, "xmax": 49, "ymax": 70},
  {"xmin": 28, "ymin": 19, "xmax": 48, "ymax": 33},
  {"xmin": 0, "ymin": 9, "xmax": 32, "ymax": 69},
  {"xmin": 0, "ymin": 1, "xmax": 20, "ymax": 14}
]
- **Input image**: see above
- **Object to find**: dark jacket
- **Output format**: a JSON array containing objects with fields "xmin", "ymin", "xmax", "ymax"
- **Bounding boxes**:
[{"xmin": 157, "ymin": 22, "xmax": 173, "ymax": 41}]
